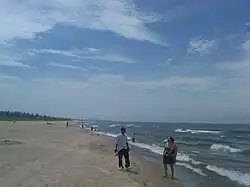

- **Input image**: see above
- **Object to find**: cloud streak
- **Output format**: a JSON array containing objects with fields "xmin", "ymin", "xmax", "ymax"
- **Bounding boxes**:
[
  {"xmin": 48, "ymin": 62, "xmax": 87, "ymax": 72},
  {"xmin": 0, "ymin": 0, "xmax": 165, "ymax": 45},
  {"xmin": 82, "ymin": 54, "xmax": 136, "ymax": 63},
  {"xmin": 157, "ymin": 58, "xmax": 172, "ymax": 67},
  {"xmin": 0, "ymin": 55, "xmax": 32, "ymax": 68},
  {"xmin": 31, "ymin": 48, "xmax": 136, "ymax": 63},
  {"xmin": 25, "ymin": 73, "xmax": 216, "ymax": 90},
  {"xmin": 0, "ymin": 73, "xmax": 21, "ymax": 81}
]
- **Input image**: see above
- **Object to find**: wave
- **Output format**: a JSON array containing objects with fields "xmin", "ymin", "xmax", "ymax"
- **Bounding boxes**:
[
  {"xmin": 177, "ymin": 163, "xmax": 206, "ymax": 176},
  {"xmin": 98, "ymin": 131, "xmax": 202, "ymax": 165},
  {"xmin": 109, "ymin": 123, "xmax": 140, "ymax": 128},
  {"xmin": 210, "ymin": 144, "xmax": 242, "ymax": 153},
  {"xmin": 206, "ymin": 165, "xmax": 250, "ymax": 186},
  {"xmin": 175, "ymin": 140, "xmax": 210, "ymax": 147},
  {"xmin": 109, "ymin": 124, "xmax": 121, "ymax": 128},
  {"xmin": 175, "ymin": 129, "xmax": 221, "ymax": 134},
  {"xmin": 96, "ymin": 131, "xmax": 205, "ymax": 176},
  {"xmin": 96, "ymin": 131, "xmax": 132, "ymax": 140}
]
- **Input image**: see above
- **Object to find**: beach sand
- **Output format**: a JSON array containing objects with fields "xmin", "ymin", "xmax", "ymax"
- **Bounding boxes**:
[{"xmin": 0, "ymin": 121, "xmax": 181, "ymax": 187}]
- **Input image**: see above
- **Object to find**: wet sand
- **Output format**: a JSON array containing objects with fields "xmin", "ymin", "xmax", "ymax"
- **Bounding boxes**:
[{"xmin": 0, "ymin": 121, "xmax": 181, "ymax": 187}]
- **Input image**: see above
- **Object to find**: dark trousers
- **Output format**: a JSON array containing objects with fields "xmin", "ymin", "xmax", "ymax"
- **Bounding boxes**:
[{"xmin": 118, "ymin": 149, "xmax": 130, "ymax": 168}]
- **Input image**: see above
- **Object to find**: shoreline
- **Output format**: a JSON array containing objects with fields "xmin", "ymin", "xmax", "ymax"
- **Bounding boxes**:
[{"xmin": 0, "ymin": 121, "xmax": 182, "ymax": 187}]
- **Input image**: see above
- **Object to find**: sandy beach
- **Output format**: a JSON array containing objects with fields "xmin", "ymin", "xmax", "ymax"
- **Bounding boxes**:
[{"xmin": 0, "ymin": 121, "xmax": 181, "ymax": 187}]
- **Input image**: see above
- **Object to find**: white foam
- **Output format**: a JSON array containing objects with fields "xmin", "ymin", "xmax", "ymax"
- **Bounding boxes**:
[
  {"xmin": 96, "ymin": 132, "xmax": 132, "ymax": 140},
  {"xmin": 210, "ymin": 144, "xmax": 242, "ymax": 153},
  {"xmin": 97, "ymin": 131, "xmax": 203, "ymax": 171},
  {"xmin": 177, "ymin": 153, "xmax": 202, "ymax": 165},
  {"xmin": 130, "ymin": 142, "xmax": 201, "ymax": 165},
  {"xmin": 192, "ymin": 151, "xmax": 200, "ymax": 154},
  {"xmin": 206, "ymin": 165, "xmax": 250, "ymax": 186},
  {"xmin": 109, "ymin": 124, "xmax": 121, "ymax": 127},
  {"xmin": 126, "ymin": 124, "xmax": 140, "ymax": 128},
  {"xmin": 175, "ymin": 129, "xmax": 221, "ymax": 134},
  {"xmin": 177, "ymin": 163, "xmax": 207, "ymax": 176},
  {"xmin": 130, "ymin": 142, "xmax": 164, "ymax": 155}
]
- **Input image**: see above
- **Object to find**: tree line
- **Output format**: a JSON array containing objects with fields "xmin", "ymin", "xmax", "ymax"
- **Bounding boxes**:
[{"xmin": 0, "ymin": 111, "xmax": 70, "ymax": 121}]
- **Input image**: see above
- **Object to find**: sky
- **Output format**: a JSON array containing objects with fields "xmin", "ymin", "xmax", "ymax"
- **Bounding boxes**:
[{"xmin": 0, "ymin": 0, "xmax": 250, "ymax": 123}]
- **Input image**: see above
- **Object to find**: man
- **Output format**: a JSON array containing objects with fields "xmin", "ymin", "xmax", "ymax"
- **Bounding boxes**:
[{"xmin": 114, "ymin": 127, "xmax": 130, "ymax": 169}]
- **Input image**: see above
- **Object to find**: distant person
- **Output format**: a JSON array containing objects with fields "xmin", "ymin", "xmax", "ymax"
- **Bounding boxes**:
[
  {"xmin": 66, "ymin": 121, "xmax": 69, "ymax": 128},
  {"xmin": 114, "ymin": 127, "xmax": 130, "ymax": 170},
  {"xmin": 90, "ymin": 126, "xmax": 93, "ymax": 132},
  {"xmin": 163, "ymin": 137, "xmax": 178, "ymax": 179},
  {"xmin": 132, "ymin": 133, "xmax": 136, "ymax": 143}
]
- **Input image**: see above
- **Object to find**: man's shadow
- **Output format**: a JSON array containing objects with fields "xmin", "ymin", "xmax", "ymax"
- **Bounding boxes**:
[{"xmin": 125, "ymin": 169, "xmax": 139, "ymax": 174}]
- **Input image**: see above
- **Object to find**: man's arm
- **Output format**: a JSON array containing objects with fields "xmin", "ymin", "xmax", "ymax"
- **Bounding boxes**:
[
  {"xmin": 174, "ymin": 145, "xmax": 178, "ymax": 157},
  {"xmin": 115, "ymin": 136, "xmax": 119, "ymax": 153},
  {"xmin": 126, "ymin": 136, "xmax": 130, "ymax": 152}
]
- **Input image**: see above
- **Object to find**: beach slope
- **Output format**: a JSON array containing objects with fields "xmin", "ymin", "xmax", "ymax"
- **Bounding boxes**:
[{"xmin": 0, "ymin": 121, "xmax": 179, "ymax": 187}]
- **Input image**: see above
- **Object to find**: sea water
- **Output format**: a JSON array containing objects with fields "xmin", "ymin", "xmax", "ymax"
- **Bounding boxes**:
[{"xmin": 81, "ymin": 121, "xmax": 250, "ymax": 187}]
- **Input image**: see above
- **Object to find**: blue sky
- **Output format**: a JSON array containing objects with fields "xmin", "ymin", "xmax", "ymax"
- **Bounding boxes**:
[{"xmin": 0, "ymin": 0, "xmax": 250, "ymax": 123}]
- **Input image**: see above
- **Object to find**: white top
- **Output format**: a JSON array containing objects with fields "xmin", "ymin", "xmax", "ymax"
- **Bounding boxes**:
[{"xmin": 116, "ymin": 134, "xmax": 128, "ymax": 151}]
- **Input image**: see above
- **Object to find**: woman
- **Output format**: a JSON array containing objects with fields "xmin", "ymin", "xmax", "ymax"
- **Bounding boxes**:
[
  {"xmin": 132, "ymin": 133, "xmax": 136, "ymax": 143},
  {"xmin": 163, "ymin": 136, "xmax": 177, "ymax": 179}
]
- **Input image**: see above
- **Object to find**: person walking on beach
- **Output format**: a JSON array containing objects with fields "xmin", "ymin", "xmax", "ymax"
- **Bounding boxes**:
[
  {"xmin": 132, "ymin": 133, "xmax": 136, "ymax": 143},
  {"xmin": 163, "ymin": 136, "xmax": 178, "ymax": 179},
  {"xmin": 114, "ymin": 127, "xmax": 130, "ymax": 169}
]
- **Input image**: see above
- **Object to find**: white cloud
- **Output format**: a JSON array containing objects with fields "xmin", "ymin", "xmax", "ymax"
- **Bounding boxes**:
[
  {"xmin": 242, "ymin": 40, "xmax": 250, "ymax": 53},
  {"xmin": 33, "ymin": 73, "xmax": 215, "ymax": 90},
  {"xmin": 1, "ymin": 73, "xmax": 250, "ymax": 123},
  {"xmin": 0, "ymin": 55, "xmax": 32, "ymax": 68},
  {"xmin": 215, "ymin": 40, "xmax": 250, "ymax": 87},
  {"xmin": 0, "ymin": 73, "xmax": 21, "ymax": 81},
  {"xmin": 216, "ymin": 40, "xmax": 250, "ymax": 72},
  {"xmin": 82, "ymin": 54, "xmax": 136, "ymax": 63},
  {"xmin": 30, "ymin": 48, "xmax": 136, "ymax": 63},
  {"xmin": 49, "ymin": 62, "xmax": 87, "ymax": 72},
  {"xmin": 187, "ymin": 38, "xmax": 216, "ymax": 55},
  {"xmin": 87, "ymin": 48, "xmax": 99, "ymax": 53},
  {"xmin": 30, "ymin": 49, "xmax": 82, "ymax": 58},
  {"xmin": 216, "ymin": 60, "xmax": 250, "ymax": 72},
  {"xmin": 0, "ymin": 0, "xmax": 164, "ymax": 45},
  {"xmin": 157, "ymin": 58, "xmax": 172, "ymax": 67}
]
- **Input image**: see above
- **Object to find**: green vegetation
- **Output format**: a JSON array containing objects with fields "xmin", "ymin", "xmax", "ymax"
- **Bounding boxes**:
[{"xmin": 0, "ymin": 111, "xmax": 70, "ymax": 121}]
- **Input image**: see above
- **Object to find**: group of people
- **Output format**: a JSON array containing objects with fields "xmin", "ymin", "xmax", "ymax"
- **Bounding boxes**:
[{"xmin": 114, "ymin": 127, "xmax": 177, "ymax": 179}]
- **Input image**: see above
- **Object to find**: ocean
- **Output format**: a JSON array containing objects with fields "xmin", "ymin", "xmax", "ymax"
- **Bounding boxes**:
[{"xmin": 79, "ymin": 121, "xmax": 250, "ymax": 187}]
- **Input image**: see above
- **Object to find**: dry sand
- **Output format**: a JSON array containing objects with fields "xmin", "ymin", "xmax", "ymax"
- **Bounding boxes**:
[{"xmin": 0, "ymin": 121, "xmax": 181, "ymax": 187}]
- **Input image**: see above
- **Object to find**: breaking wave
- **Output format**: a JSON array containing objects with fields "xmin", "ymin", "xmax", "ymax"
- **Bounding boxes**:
[
  {"xmin": 210, "ymin": 144, "xmax": 242, "ymax": 153},
  {"xmin": 175, "ymin": 129, "xmax": 221, "ymax": 134},
  {"xmin": 206, "ymin": 165, "xmax": 250, "ymax": 186}
]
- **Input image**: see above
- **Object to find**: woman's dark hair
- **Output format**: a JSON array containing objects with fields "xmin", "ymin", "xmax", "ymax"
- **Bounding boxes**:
[
  {"xmin": 121, "ymin": 127, "xmax": 126, "ymax": 133},
  {"xmin": 169, "ymin": 136, "xmax": 175, "ymax": 142}
]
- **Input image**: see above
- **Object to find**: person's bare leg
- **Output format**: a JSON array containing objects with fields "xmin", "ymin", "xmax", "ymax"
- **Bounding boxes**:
[
  {"xmin": 170, "ymin": 164, "xmax": 174, "ymax": 179},
  {"xmin": 164, "ymin": 164, "xmax": 168, "ymax": 177}
]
